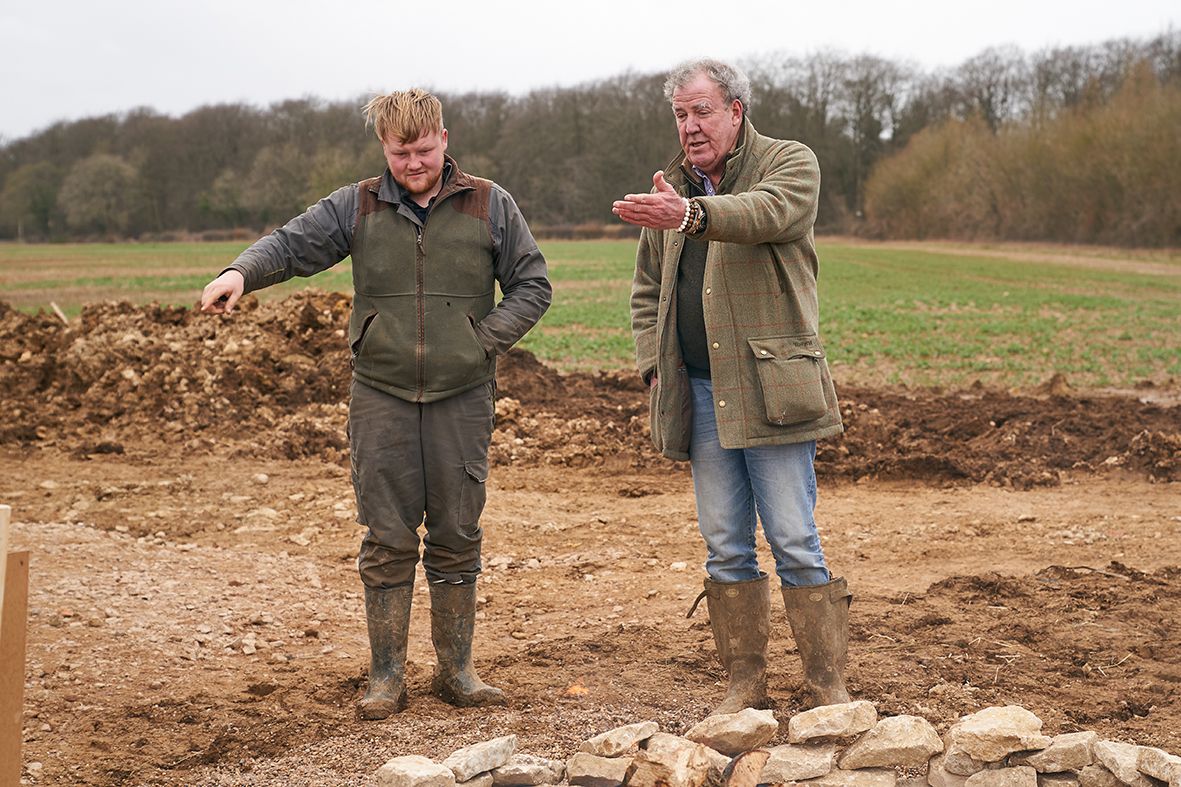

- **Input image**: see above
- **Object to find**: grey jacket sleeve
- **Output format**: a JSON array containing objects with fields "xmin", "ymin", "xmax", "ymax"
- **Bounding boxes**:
[
  {"xmin": 478, "ymin": 185, "xmax": 552, "ymax": 356},
  {"xmin": 224, "ymin": 184, "xmax": 359, "ymax": 293}
]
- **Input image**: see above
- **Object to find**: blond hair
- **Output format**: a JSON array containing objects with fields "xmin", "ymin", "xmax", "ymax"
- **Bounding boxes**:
[{"xmin": 362, "ymin": 89, "xmax": 444, "ymax": 143}]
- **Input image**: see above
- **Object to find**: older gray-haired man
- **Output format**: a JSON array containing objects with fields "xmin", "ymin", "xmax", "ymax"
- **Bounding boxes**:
[{"xmin": 614, "ymin": 58, "xmax": 851, "ymax": 713}]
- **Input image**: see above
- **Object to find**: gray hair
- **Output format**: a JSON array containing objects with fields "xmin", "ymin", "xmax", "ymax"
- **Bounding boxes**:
[{"xmin": 663, "ymin": 58, "xmax": 752, "ymax": 112}]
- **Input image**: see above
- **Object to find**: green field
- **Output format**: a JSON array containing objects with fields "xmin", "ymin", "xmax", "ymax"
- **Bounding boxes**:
[{"xmin": 2, "ymin": 239, "xmax": 1179, "ymax": 390}]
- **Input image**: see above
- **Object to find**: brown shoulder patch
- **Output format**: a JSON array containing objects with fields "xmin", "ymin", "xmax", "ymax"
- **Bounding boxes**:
[
  {"xmin": 357, "ymin": 176, "xmax": 385, "ymax": 219},
  {"xmin": 448, "ymin": 177, "xmax": 492, "ymax": 222}
]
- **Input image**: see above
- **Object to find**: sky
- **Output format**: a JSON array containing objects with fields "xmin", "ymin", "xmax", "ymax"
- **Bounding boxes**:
[{"xmin": 1, "ymin": 0, "xmax": 1176, "ymax": 142}]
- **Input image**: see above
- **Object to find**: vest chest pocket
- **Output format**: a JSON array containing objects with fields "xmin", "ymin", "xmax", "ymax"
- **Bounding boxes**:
[{"xmin": 748, "ymin": 335, "xmax": 828, "ymax": 426}]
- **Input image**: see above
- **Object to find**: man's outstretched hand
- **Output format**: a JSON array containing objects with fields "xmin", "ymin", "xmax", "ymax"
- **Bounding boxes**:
[
  {"xmin": 200, "ymin": 269, "xmax": 245, "ymax": 315},
  {"xmin": 612, "ymin": 171, "xmax": 687, "ymax": 231}
]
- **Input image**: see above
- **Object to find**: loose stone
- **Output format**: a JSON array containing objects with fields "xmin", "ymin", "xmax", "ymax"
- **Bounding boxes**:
[
  {"xmin": 787, "ymin": 701, "xmax": 878, "ymax": 743},
  {"xmin": 624, "ymin": 734, "xmax": 714, "ymax": 787},
  {"xmin": 491, "ymin": 754, "xmax": 566, "ymax": 786},
  {"xmin": 948, "ymin": 707, "xmax": 1052, "ymax": 763},
  {"xmin": 685, "ymin": 708, "xmax": 777, "ymax": 755},
  {"xmin": 1076, "ymin": 764, "xmax": 1121, "ymax": 787},
  {"xmin": 1008, "ymin": 731, "xmax": 1097, "ymax": 773},
  {"xmin": 580, "ymin": 721, "xmax": 660, "ymax": 757},
  {"xmin": 566, "ymin": 752, "xmax": 631, "ymax": 787},
  {"xmin": 1138, "ymin": 746, "xmax": 1181, "ymax": 784},
  {"xmin": 1092, "ymin": 741, "xmax": 1159, "ymax": 787},
  {"xmin": 443, "ymin": 736, "xmax": 518, "ymax": 783},
  {"xmin": 963, "ymin": 765, "xmax": 1038, "ymax": 786},
  {"xmin": 759, "ymin": 742, "xmax": 837, "ymax": 783},
  {"xmin": 838, "ymin": 715, "xmax": 943, "ymax": 769},
  {"xmin": 375, "ymin": 755, "xmax": 458, "ymax": 787}
]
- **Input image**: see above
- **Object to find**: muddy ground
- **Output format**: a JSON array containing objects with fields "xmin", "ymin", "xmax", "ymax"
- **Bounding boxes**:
[{"xmin": 1, "ymin": 292, "xmax": 1179, "ymax": 786}]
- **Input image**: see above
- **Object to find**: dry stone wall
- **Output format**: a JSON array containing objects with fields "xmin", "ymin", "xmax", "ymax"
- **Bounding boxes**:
[{"xmin": 374, "ymin": 703, "xmax": 1180, "ymax": 787}]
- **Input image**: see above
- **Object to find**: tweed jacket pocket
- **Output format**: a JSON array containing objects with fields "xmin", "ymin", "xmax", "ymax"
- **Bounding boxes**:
[{"xmin": 748, "ymin": 335, "xmax": 828, "ymax": 426}]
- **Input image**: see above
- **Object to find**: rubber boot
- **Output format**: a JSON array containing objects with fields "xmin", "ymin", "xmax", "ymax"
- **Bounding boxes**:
[
  {"xmin": 429, "ymin": 581, "xmax": 506, "ymax": 707},
  {"xmin": 357, "ymin": 584, "xmax": 413, "ymax": 720},
  {"xmin": 781, "ymin": 576, "xmax": 852, "ymax": 708},
  {"xmin": 702, "ymin": 574, "xmax": 770, "ymax": 715}
]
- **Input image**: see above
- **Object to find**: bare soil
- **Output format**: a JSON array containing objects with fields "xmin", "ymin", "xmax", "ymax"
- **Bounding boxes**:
[{"xmin": 2, "ymin": 292, "xmax": 1179, "ymax": 786}]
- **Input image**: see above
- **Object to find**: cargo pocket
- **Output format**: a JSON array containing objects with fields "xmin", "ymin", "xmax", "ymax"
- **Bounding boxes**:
[
  {"xmin": 458, "ymin": 458, "xmax": 488, "ymax": 527},
  {"xmin": 748, "ymin": 335, "xmax": 829, "ymax": 426}
]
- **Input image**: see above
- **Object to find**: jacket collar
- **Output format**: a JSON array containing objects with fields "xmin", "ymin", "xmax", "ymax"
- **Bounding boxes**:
[
  {"xmin": 372, "ymin": 155, "xmax": 476, "ymax": 204},
  {"xmin": 667, "ymin": 117, "xmax": 753, "ymax": 195}
]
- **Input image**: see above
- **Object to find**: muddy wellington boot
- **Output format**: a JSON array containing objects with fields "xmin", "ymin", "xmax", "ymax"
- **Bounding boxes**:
[
  {"xmin": 698, "ymin": 573, "xmax": 771, "ymax": 715},
  {"xmin": 781, "ymin": 577, "xmax": 852, "ymax": 707},
  {"xmin": 357, "ymin": 584, "xmax": 414, "ymax": 720},
  {"xmin": 429, "ymin": 581, "xmax": 507, "ymax": 707}
]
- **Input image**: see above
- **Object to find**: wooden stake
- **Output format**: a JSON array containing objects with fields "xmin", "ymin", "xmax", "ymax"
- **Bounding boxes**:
[
  {"xmin": 50, "ymin": 301, "xmax": 69, "ymax": 325},
  {"xmin": 0, "ymin": 505, "xmax": 8, "ymax": 618},
  {"xmin": 0, "ymin": 508, "xmax": 29, "ymax": 787}
]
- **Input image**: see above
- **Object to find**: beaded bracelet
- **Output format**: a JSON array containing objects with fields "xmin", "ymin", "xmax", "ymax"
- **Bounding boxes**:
[
  {"xmin": 683, "ymin": 200, "xmax": 707, "ymax": 236},
  {"xmin": 676, "ymin": 198, "xmax": 692, "ymax": 233}
]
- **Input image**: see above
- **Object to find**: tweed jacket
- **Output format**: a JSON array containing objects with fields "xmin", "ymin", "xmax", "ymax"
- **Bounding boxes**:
[{"xmin": 630, "ymin": 118, "xmax": 843, "ymax": 460}]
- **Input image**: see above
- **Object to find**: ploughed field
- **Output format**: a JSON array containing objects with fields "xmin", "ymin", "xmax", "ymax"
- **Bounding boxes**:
[
  {"xmin": 1, "ymin": 289, "xmax": 1178, "ymax": 785},
  {"xmin": 0, "ymin": 290, "xmax": 1176, "ymax": 779}
]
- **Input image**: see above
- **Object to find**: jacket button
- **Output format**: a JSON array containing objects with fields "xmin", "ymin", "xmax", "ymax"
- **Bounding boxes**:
[
  {"xmin": 718, "ymin": 400, "xmax": 726, "ymax": 408},
  {"xmin": 760, "ymin": 350, "xmax": 768, "ymax": 356},
  {"xmin": 711, "ymin": 342, "xmax": 719, "ymax": 349},
  {"xmin": 705, "ymin": 288, "xmax": 712, "ymax": 295}
]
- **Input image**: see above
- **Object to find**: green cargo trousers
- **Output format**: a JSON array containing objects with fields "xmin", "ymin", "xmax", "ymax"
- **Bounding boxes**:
[{"xmin": 348, "ymin": 379, "xmax": 495, "ymax": 588}]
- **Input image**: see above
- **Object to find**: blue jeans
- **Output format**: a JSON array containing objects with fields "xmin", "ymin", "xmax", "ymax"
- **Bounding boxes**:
[{"xmin": 689, "ymin": 376, "xmax": 830, "ymax": 587}]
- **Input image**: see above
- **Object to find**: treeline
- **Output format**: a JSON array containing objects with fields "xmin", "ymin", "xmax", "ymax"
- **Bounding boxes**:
[
  {"xmin": 864, "ymin": 63, "xmax": 1180, "ymax": 245},
  {"xmin": 1, "ymin": 31, "xmax": 1177, "ymax": 244}
]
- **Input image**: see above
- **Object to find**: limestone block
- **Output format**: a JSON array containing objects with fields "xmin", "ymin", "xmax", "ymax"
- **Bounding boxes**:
[
  {"xmin": 963, "ymin": 766, "xmax": 1038, "ymax": 786},
  {"xmin": 685, "ymin": 708, "xmax": 778, "ymax": 755},
  {"xmin": 718, "ymin": 749, "xmax": 768, "ymax": 787},
  {"xmin": 838, "ymin": 715, "xmax": 943, "ymax": 769},
  {"xmin": 759, "ymin": 743, "xmax": 837, "ymax": 783},
  {"xmin": 624, "ymin": 734, "xmax": 714, "ymax": 787},
  {"xmin": 928, "ymin": 754, "xmax": 971, "ymax": 787},
  {"xmin": 1092, "ymin": 741, "xmax": 1159, "ymax": 787},
  {"xmin": 1009, "ymin": 732, "xmax": 1097, "ymax": 773},
  {"xmin": 491, "ymin": 754, "xmax": 566, "ymax": 786},
  {"xmin": 567, "ymin": 752, "xmax": 632, "ymax": 787},
  {"xmin": 377, "ymin": 755, "xmax": 459, "ymax": 787},
  {"xmin": 443, "ymin": 737, "xmax": 518, "ymax": 784},
  {"xmin": 581, "ymin": 722, "xmax": 660, "ymax": 758},
  {"xmin": 798, "ymin": 766, "xmax": 897, "ymax": 785},
  {"xmin": 948, "ymin": 708, "xmax": 1052, "ymax": 763},
  {"xmin": 943, "ymin": 744, "xmax": 994, "ymax": 777},
  {"xmin": 787, "ymin": 701, "xmax": 879, "ymax": 743},
  {"xmin": 1076, "ymin": 764, "xmax": 1120, "ymax": 787},
  {"xmin": 1138, "ymin": 746, "xmax": 1181, "ymax": 785},
  {"xmin": 1038, "ymin": 773, "xmax": 1081, "ymax": 787},
  {"xmin": 460, "ymin": 775, "xmax": 494, "ymax": 787}
]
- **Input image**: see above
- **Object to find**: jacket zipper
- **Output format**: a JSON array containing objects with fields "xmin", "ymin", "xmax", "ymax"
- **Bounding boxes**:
[
  {"xmin": 407, "ymin": 176, "xmax": 474, "ymax": 402},
  {"xmin": 415, "ymin": 225, "xmax": 426, "ymax": 401}
]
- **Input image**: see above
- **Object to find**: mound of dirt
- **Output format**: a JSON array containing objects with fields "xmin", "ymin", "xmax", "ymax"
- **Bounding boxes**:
[{"xmin": 1, "ymin": 292, "xmax": 1178, "ymax": 487}]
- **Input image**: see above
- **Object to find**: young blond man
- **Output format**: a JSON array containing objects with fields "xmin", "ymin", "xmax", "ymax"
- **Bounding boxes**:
[{"xmin": 201, "ymin": 90, "xmax": 551, "ymax": 719}]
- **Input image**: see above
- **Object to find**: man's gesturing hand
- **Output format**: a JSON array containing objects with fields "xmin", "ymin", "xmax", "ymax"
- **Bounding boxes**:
[
  {"xmin": 200, "ymin": 269, "xmax": 245, "ymax": 315},
  {"xmin": 612, "ymin": 171, "xmax": 687, "ymax": 231}
]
